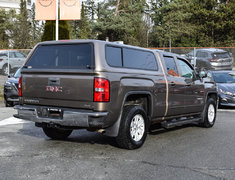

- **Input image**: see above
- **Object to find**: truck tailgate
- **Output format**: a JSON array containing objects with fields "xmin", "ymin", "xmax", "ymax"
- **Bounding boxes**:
[{"xmin": 22, "ymin": 72, "xmax": 94, "ymax": 106}]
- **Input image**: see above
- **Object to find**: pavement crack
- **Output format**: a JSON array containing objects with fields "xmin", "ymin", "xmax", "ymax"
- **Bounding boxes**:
[
  {"xmin": 135, "ymin": 160, "xmax": 225, "ymax": 180},
  {"xmin": 0, "ymin": 154, "xmax": 23, "ymax": 158}
]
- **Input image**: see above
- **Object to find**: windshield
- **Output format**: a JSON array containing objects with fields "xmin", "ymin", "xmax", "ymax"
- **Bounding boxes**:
[
  {"xmin": 26, "ymin": 44, "xmax": 94, "ymax": 69},
  {"xmin": 14, "ymin": 68, "xmax": 21, "ymax": 78},
  {"xmin": 212, "ymin": 72, "xmax": 235, "ymax": 83},
  {"xmin": 0, "ymin": 53, "xmax": 7, "ymax": 57}
]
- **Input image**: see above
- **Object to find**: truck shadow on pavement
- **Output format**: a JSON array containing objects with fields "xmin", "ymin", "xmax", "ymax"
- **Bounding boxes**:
[
  {"xmin": 149, "ymin": 123, "xmax": 199, "ymax": 136},
  {"xmin": 17, "ymin": 121, "xmax": 200, "ymax": 149},
  {"xmin": 18, "ymin": 123, "xmax": 119, "ymax": 148}
]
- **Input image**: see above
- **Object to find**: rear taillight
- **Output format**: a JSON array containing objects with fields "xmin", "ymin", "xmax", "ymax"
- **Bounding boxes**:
[
  {"xmin": 94, "ymin": 78, "xmax": 110, "ymax": 102},
  {"xmin": 0, "ymin": 58, "xmax": 2, "ymax": 62},
  {"xmin": 208, "ymin": 58, "xmax": 219, "ymax": 61},
  {"xmin": 19, "ymin": 76, "xmax": 22, "ymax": 97}
]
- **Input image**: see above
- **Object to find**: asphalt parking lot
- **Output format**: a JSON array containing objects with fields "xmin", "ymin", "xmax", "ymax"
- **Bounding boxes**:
[{"xmin": 0, "ymin": 106, "xmax": 235, "ymax": 180}]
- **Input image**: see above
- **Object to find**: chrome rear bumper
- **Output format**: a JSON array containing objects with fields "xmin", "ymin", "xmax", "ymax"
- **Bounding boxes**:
[{"xmin": 14, "ymin": 105, "xmax": 108, "ymax": 128}]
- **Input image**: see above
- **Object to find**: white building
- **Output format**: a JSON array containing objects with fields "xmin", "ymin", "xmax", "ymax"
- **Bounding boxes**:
[{"xmin": 0, "ymin": 0, "xmax": 31, "ymax": 11}]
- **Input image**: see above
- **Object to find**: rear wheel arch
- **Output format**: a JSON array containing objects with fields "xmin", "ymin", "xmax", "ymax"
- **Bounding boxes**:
[
  {"xmin": 206, "ymin": 92, "xmax": 218, "ymax": 106},
  {"xmin": 104, "ymin": 91, "xmax": 153, "ymax": 137},
  {"xmin": 123, "ymin": 92, "xmax": 153, "ymax": 118}
]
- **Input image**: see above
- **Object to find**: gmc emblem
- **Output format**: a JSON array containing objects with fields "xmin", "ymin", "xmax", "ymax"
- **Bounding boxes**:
[{"xmin": 46, "ymin": 86, "xmax": 63, "ymax": 92}]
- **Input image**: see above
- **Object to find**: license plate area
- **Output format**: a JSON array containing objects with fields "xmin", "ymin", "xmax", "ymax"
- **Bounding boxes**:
[{"xmin": 37, "ymin": 108, "xmax": 63, "ymax": 119}]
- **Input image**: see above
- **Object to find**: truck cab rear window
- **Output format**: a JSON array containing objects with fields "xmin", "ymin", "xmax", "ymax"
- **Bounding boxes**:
[{"xmin": 26, "ymin": 44, "xmax": 93, "ymax": 69}]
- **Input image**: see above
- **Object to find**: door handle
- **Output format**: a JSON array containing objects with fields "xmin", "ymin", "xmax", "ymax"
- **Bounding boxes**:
[
  {"xmin": 48, "ymin": 78, "xmax": 60, "ymax": 85},
  {"xmin": 169, "ymin": 82, "xmax": 176, "ymax": 86}
]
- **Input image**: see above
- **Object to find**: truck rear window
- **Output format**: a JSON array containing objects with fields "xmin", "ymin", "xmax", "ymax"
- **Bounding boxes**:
[{"xmin": 26, "ymin": 44, "xmax": 93, "ymax": 69}]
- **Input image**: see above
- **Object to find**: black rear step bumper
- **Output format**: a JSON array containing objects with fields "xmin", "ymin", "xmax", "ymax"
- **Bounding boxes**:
[{"xmin": 14, "ymin": 105, "xmax": 108, "ymax": 128}]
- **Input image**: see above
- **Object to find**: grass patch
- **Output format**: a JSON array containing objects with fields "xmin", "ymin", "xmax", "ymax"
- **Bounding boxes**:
[{"xmin": 0, "ymin": 86, "xmax": 3, "ymax": 102}]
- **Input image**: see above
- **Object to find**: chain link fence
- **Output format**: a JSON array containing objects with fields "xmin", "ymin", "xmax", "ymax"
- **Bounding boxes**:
[
  {"xmin": 150, "ymin": 47, "xmax": 235, "ymax": 61},
  {"xmin": 150, "ymin": 47, "xmax": 235, "ymax": 70},
  {"xmin": 0, "ymin": 47, "xmax": 234, "ymax": 76},
  {"xmin": 150, "ymin": 47, "xmax": 235, "ymax": 57}
]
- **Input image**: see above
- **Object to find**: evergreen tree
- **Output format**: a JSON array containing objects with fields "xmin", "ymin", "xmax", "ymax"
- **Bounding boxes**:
[
  {"xmin": 13, "ymin": 0, "xmax": 31, "ymax": 49},
  {"xmin": 31, "ymin": 3, "xmax": 43, "ymax": 46},
  {"xmin": 80, "ymin": 2, "xmax": 89, "ymax": 39},
  {"xmin": 69, "ymin": 20, "xmax": 80, "ymax": 39},
  {"xmin": 149, "ymin": 0, "xmax": 196, "ymax": 47},
  {"xmin": 69, "ymin": 1, "xmax": 93, "ymax": 39},
  {"xmin": 94, "ymin": 0, "xmax": 149, "ymax": 46},
  {"xmin": 149, "ymin": 0, "xmax": 235, "ymax": 47},
  {"xmin": 41, "ymin": 20, "xmax": 70, "ymax": 41},
  {"xmin": 5, "ymin": 9, "xmax": 18, "ymax": 48},
  {"xmin": 39, "ymin": 0, "xmax": 235, "ymax": 47},
  {"xmin": 87, "ymin": 0, "xmax": 96, "ymax": 20},
  {"xmin": 0, "ymin": 9, "xmax": 9, "ymax": 48}
]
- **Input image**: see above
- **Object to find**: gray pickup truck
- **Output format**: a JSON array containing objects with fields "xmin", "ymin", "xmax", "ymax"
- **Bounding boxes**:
[{"xmin": 14, "ymin": 40, "xmax": 217, "ymax": 149}]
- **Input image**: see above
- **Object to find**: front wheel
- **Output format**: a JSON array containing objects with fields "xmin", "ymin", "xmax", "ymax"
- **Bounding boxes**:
[
  {"xmin": 2, "ymin": 64, "xmax": 10, "ymax": 75},
  {"xmin": 116, "ymin": 106, "xmax": 149, "ymax": 150},
  {"xmin": 4, "ymin": 99, "xmax": 13, "ymax": 107},
  {"xmin": 43, "ymin": 126, "xmax": 73, "ymax": 140},
  {"xmin": 200, "ymin": 98, "xmax": 217, "ymax": 128}
]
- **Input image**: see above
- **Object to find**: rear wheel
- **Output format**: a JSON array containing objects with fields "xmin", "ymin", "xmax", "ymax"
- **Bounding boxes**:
[
  {"xmin": 200, "ymin": 98, "xmax": 216, "ymax": 128},
  {"xmin": 116, "ymin": 105, "xmax": 148, "ymax": 150},
  {"xmin": 43, "ymin": 126, "xmax": 73, "ymax": 140}
]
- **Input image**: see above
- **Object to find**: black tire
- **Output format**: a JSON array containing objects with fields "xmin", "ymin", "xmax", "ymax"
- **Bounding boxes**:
[
  {"xmin": 43, "ymin": 126, "xmax": 73, "ymax": 140},
  {"xmin": 200, "ymin": 98, "xmax": 216, "ymax": 128},
  {"xmin": 116, "ymin": 105, "xmax": 149, "ymax": 150},
  {"xmin": 4, "ymin": 99, "xmax": 13, "ymax": 107},
  {"xmin": 2, "ymin": 64, "xmax": 10, "ymax": 75}
]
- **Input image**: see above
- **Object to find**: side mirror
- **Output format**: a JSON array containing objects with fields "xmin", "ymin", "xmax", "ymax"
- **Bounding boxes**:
[{"xmin": 199, "ymin": 70, "xmax": 207, "ymax": 78}]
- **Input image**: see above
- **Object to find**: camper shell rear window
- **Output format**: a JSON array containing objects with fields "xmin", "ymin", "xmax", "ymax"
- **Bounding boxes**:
[{"xmin": 26, "ymin": 43, "xmax": 94, "ymax": 69}]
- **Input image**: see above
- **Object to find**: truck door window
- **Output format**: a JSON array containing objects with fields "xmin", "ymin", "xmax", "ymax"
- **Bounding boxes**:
[
  {"xmin": 177, "ymin": 59, "xmax": 194, "ymax": 79},
  {"xmin": 163, "ymin": 56, "xmax": 179, "ymax": 76}
]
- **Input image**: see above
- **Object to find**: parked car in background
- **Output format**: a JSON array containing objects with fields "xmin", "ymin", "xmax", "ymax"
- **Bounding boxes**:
[
  {"xmin": 0, "ymin": 50, "xmax": 26, "ymax": 75},
  {"xmin": 4, "ymin": 68, "xmax": 21, "ymax": 107},
  {"xmin": 184, "ymin": 48, "xmax": 233, "ymax": 71},
  {"xmin": 207, "ymin": 71, "xmax": 235, "ymax": 107}
]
